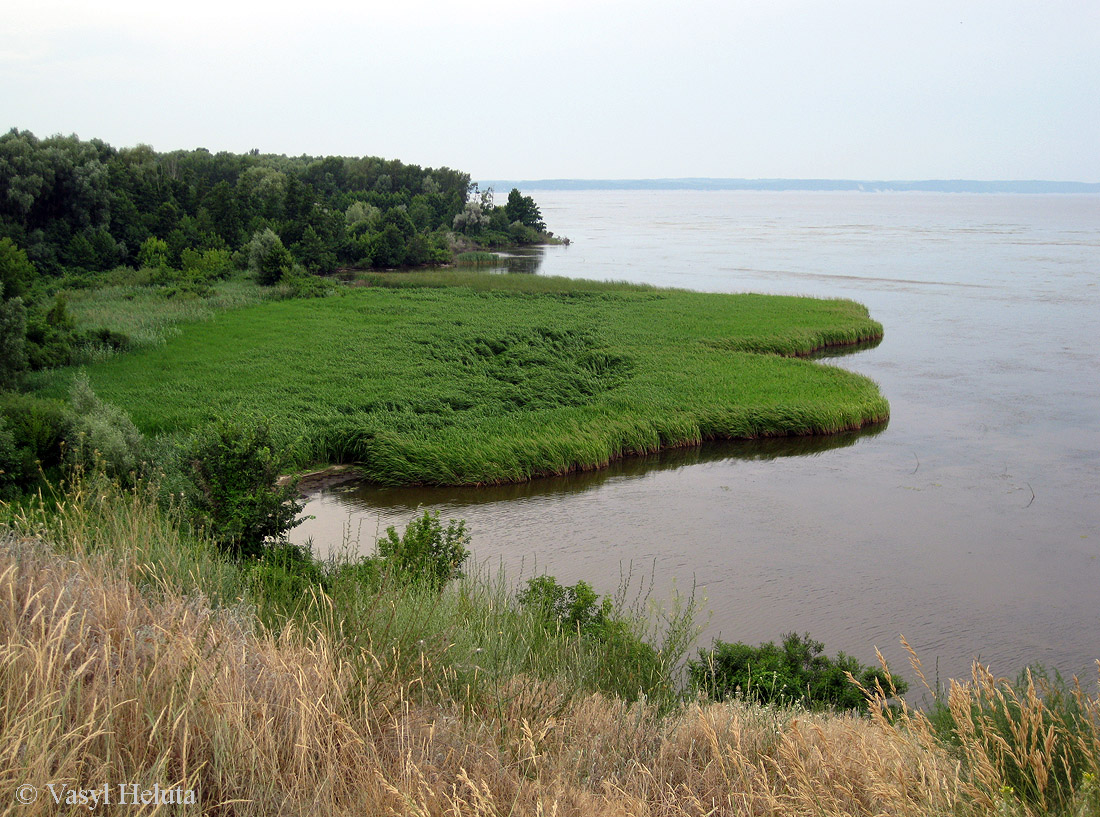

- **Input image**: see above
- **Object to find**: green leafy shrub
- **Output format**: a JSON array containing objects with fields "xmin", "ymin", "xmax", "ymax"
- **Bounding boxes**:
[
  {"xmin": 689, "ymin": 632, "xmax": 906, "ymax": 713},
  {"xmin": 0, "ymin": 392, "xmax": 72, "ymax": 487},
  {"xmin": 180, "ymin": 247, "xmax": 234, "ymax": 281},
  {"xmin": 518, "ymin": 574, "xmax": 666, "ymax": 704},
  {"xmin": 0, "ymin": 415, "xmax": 23, "ymax": 496},
  {"xmin": 376, "ymin": 510, "xmax": 470, "ymax": 588},
  {"xmin": 183, "ymin": 418, "xmax": 305, "ymax": 558},
  {"xmin": 137, "ymin": 236, "xmax": 171, "ymax": 271},
  {"xmin": 247, "ymin": 229, "xmax": 294, "ymax": 285},
  {"xmin": 518, "ymin": 575, "xmax": 610, "ymax": 635},
  {"xmin": 0, "ymin": 292, "xmax": 27, "ymax": 389},
  {"xmin": 65, "ymin": 371, "xmax": 145, "ymax": 482},
  {"xmin": 246, "ymin": 542, "xmax": 327, "ymax": 620}
]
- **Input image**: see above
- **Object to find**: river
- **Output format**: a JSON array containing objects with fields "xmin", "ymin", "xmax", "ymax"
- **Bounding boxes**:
[{"xmin": 293, "ymin": 190, "xmax": 1100, "ymax": 689}]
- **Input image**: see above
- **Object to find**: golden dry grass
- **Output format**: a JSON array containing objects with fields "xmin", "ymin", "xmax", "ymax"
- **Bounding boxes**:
[{"xmin": 1, "ymin": 516, "xmax": 1098, "ymax": 815}]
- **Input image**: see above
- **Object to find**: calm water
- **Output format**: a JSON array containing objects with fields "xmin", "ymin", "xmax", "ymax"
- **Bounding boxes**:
[{"xmin": 295, "ymin": 191, "xmax": 1100, "ymax": 688}]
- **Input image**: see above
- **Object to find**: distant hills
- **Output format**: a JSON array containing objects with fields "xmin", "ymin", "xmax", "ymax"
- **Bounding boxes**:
[{"xmin": 478, "ymin": 178, "xmax": 1100, "ymax": 194}]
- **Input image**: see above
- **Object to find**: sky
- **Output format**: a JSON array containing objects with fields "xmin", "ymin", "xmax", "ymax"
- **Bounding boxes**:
[{"xmin": 4, "ymin": 0, "xmax": 1099, "ymax": 182}]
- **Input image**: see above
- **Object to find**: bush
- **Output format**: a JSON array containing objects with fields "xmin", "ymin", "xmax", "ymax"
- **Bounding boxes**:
[
  {"xmin": 247, "ymin": 229, "xmax": 294, "ymax": 285},
  {"xmin": 180, "ymin": 247, "xmax": 234, "ymax": 281},
  {"xmin": 0, "ymin": 392, "xmax": 72, "ymax": 486},
  {"xmin": 518, "ymin": 575, "xmax": 610, "ymax": 636},
  {"xmin": 376, "ymin": 510, "xmax": 469, "ymax": 588},
  {"xmin": 518, "ymin": 574, "xmax": 667, "ymax": 704},
  {"xmin": 246, "ymin": 542, "xmax": 327, "ymax": 620},
  {"xmin": 65, "ymin": 371, "xmax": 145, "ymax": 482},
  {"xmin": 0, "ymin": 416, "xmax": 23, "ymax": 496},
  {"xmin": 689, "ymin": 632, "xmax": 906, "ymax": 714},
  {"xmin": 182, "ymin": 418, "xmax": 305, "ymax": 558}
]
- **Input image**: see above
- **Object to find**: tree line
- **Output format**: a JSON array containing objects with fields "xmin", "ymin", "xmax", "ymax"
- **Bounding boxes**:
[{"xmin": 0, "ymin": 128, "xmax": 547, "ymax": 279}]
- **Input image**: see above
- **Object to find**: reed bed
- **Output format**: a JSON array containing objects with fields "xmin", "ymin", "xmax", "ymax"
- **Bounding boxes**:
[
  {"xmin": 62, "ymin": 276, "xmax": 284, "ymax": 350},
  {"xmin": 2, "ymin": 480, "xmax": 1098, "ymax": 816},
  {"xmin": 45, "ymin": 272, "xmax": 889, "ymax": 486}
]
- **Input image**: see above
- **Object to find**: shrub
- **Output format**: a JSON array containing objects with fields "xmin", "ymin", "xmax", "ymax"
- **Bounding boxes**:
[
  {"xmin": 180, "ymin": 247, "xmax": 234, "ymax": 281},
  {"xmin": 689, "ymin": 632, "xmax": 906, "ymax": 714},
  {"xmin": 0, "ymin": 293, "xmax": 27, "ymax": 389},
  {"xmin": 518, "ymin": 574, "xmax": 667, "ymax": 704},
  {"xmin": 0, "ymin": 392, "xmax": 73, "ymax": 487},
  {"xmin": 182, "ymin": 418, "xmax": 305, "ymax": 558},
  {"xmin": 246, "ymin": 542, "xmax": 327, "ymax": 620},
  {"xmin": 518, "ymin": 575, "xmax": 610, "ymax": 635},
  {"xmin": 65, "ymin": 371, "xmax": 145, "ymax": 482},
  {"xmin": 247, "ymin": 229, "xmax": 294, "ymax": 285},
  {"xmin": 0, "ymin": 415, "xmax": 23, "ymax": 496},
  {"xmin": 376, "ymin": 510, "xmax": 469, "ymax": 588}
]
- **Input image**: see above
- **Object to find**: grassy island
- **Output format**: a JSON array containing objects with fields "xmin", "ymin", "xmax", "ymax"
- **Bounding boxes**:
[{"xmin": 46, "ymin": 271, "xmax": 888, "ymax": 485}]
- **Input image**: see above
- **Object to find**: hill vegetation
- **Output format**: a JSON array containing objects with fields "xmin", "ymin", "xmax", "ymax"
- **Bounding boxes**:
[{"xmin": 2, "ymin": 474, "xmax": 1098, "ymax": 816}]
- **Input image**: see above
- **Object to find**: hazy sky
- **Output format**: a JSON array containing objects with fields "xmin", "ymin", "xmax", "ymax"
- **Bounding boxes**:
[{"xmin": 5, "ymin": 0, "xmax": 1099, "ymax": 181}]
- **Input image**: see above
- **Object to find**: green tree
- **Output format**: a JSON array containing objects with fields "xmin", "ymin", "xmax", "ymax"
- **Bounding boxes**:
[
  {"xmin": 372, "ymin": 223, "xmax": 406, "ymax": 267},
  {"xmin": 183, "ymin": 418, "xmax": 305, "ymax": 558},
  {"xmin": 0, "ymin": 288, "xmax": 27, "ymax": 390},
  {"xmin": 345, "ymin": 200, "xmax": 381, "ymax": 234},
  {"xmin": 247, "ymin": 228, "xmax": 294, "ymax": 284},
  {"xmin": 137, "ymin": 235, "xmax": 170, "ymax": 270},
  {"xmin": 376, "ymin": 510, "xmax": 470, "ymax": 588},
  {"xmin": 0, "ymin": 237, "xmax": 36, "ymax": 298},
  {"xmin": 452, "ymin": 201, "xmax": 488, "ymax": 235},
  {"xmin": 505, "ymin": 188, "xmax": 545, "ymax": 231},
  {"xmin": 291, "ymin": 225, "xmax": 337, "ymax": 274}
]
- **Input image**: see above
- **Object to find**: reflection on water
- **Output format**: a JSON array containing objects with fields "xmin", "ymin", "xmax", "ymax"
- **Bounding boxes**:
[
  {"xmin": 315, "ymin": 425, "xmax": 886, "ymax": 513},
  {"xmin": 806, "ymin": 336, "xmax": 884, "ymax": 359},
  {"xmin": 489, "ymin": 246, "xmax": 546, "ymax": 275}
]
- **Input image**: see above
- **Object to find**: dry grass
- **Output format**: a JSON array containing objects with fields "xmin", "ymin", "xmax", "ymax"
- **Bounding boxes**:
[{"xmin": 1, "ymin": 501, "xmax": 1098, "ymax": 815}]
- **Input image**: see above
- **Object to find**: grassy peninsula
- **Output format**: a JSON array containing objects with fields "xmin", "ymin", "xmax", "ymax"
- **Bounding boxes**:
[{"xmin": 43, "ymin": 271, "xmax": 888, "ymax": 485}]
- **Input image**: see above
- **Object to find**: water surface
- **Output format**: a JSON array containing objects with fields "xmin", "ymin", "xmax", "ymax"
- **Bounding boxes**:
[{"xmin": 295, "ymin": 191, "xmax": 1100, "ymax": 688}]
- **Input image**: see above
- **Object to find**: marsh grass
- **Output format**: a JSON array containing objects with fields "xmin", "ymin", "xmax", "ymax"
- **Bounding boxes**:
[
  {"xmin": 2, "ymin": 477, "xmax": 1099, "ymax": 815},
  {"xmin": 45, "ymin": 271, "xmax": 888, "ymax": 486},
  {"xmin": 453, "ymin": 251, "xmax": 501, "ymax": 266},
  {"xmin": 62, "ymin": 274, "xmax": 285, "ymax": 351}
]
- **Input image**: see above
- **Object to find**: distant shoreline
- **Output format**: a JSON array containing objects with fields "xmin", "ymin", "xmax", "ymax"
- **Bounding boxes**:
[{"xmin": 478, "ymin": 178, "xmax": 1100, "ymax": 194}]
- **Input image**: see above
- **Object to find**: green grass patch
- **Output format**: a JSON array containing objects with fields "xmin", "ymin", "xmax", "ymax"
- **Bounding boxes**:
[
  {"xmin": 454, "ymin": 250, "xmax": 501, "ymax": 266},
  {"xmin": 61, "ymin": 274, "xmax": 284, "ymax": 351},
  {"xmin": 42, "ymin": 271, "xmax": 888, "ymax": 485}
]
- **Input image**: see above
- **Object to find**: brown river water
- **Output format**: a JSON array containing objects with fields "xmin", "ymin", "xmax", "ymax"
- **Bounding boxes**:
[{"xmin": 293, "ymin": 190, "xmax": 1100, "ymax": 691}]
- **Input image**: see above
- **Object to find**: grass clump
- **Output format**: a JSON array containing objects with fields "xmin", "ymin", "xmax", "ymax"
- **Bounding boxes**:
[
  {"xmin": 57, "ymin": 273, "xmax": 284, "ymax": 352},
  {"xmin": 43, "ymin": 271, "xmax": 889, "ymax": 486},
  {"xmin": 689, "ymin": 631, "xmax": 907, "ymax": 714},
  {"xmin": 454, "ymin": 250, "xmax": 500, "ymax": 266}
]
